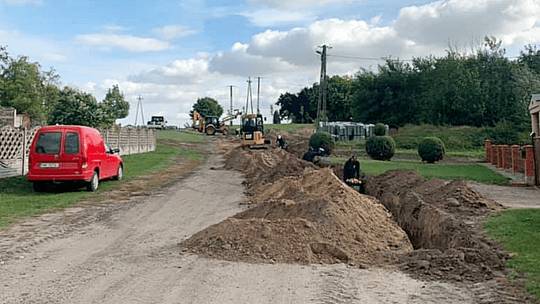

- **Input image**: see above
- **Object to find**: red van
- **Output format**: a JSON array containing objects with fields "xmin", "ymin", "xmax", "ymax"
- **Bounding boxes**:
[{"xmin": 28, "ymin": 125, "xmax": 123, "ymax": 192}]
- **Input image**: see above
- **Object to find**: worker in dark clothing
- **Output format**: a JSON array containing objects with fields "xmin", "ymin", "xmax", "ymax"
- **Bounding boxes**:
[
  {"xmin": 343, "ymin": 155, "xmax": 360, "ymax": 181},
  {"xmin": 277, "ymin": 134, "xmax": 286, "ymax": 149}
]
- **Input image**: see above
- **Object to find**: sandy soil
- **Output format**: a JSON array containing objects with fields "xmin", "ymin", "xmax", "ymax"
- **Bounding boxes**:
[{"xmin": 0, "ymin": 136, "xmax": 537, "ymax": 303}]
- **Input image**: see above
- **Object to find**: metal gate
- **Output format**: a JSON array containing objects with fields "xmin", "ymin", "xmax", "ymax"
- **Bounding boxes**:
[{"xmin": 534, "ymin": 137, "xmax": 540, "ymax": 186}]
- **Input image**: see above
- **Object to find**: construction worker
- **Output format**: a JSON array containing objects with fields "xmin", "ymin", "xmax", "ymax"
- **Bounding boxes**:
[
  {"xmin": 277, "ymin": 134, "xmax": 286, "ymax": 149},
  {"xmin": 343, "ymin": 154, "xmax": 360, "ymax": 181}
]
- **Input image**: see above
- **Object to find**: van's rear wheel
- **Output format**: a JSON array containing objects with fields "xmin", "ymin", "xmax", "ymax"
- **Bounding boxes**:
[
  {"xmin": 87, "ymin": 171, "xmax": 99, "ymax": 191},
  {"xmin": 114, "ymin": 165, "xmax": 123, "ymax": 181}
]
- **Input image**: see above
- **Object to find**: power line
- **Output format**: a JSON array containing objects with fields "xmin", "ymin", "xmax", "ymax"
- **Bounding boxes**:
[{"xmin": 328, "ymin": 53, "xmax": 521, "ymax": 61}]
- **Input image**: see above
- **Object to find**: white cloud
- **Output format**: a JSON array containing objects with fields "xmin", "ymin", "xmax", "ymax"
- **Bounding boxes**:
[
  {"xmin": 75, "ymin": 33, "xmax": 172, "ymax": 53},
  {"xmin": 152, "ymin": 25, "xmax": 198, "ymax": 41},
  {"xmin": 395, "ymin": 0, "xmax": 540, "ymax": 50},
  {"xmin": 209, "ymin": 42, "xmax": 298, "ymax": 77},
  {"xmin": 128, "ymin": 57, "xmax": 215, "ymax": 84},
  {"xmin": 245, "ymin": 19, "xmax": 408, "ymax": 69},
  {"xmin": 247, "ymin": 0, "xmax": 354, "ymax": 9}
]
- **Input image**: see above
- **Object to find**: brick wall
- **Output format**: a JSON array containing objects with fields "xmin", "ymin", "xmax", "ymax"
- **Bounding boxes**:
[{"xmin": 485, "ymin": 140, "xmax": 536, "ymax": 185}]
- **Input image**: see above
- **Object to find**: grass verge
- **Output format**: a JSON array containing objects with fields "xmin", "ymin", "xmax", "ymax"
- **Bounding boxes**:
[
  {"xmin": 0, "ymin": 134, "xmax": 205, "ymax": 228},
  {"xmin": 484, "ymin": 209, "xmax": 540, "ymax": 301},
  {"xmin": 329, "ymin": 157, "xmax": 510, "ymax": 185}
]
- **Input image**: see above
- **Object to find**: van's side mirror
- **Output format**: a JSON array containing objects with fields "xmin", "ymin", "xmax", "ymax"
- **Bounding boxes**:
[{"xmin": 112, "ymin": 148, "xmax": 120, "ymax": 154}]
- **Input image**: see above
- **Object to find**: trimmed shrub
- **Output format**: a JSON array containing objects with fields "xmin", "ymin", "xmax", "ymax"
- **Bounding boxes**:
[
  {"xmin": 418, "ymin": 137, "xmax": 445, "ymax": 163},
  {"xmin": 366, "ymin": 136, "xmax": 395, "ymax": 160},
  {"xmin": 374, "ymin": 123, "xmax": 387, "ymax": 136},
  {"xmin": 309, "ymin": 131, "xmax": 334, "ymax": 155}
]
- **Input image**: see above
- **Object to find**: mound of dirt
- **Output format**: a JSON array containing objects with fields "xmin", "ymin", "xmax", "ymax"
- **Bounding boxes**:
[
  {"xmin": 181, "ymin": 168, "xmax": 413, "ymax": 266},
  {"xmin": 183, "ymin": 136, "xmax": 515, "ymax": 283},
  {"xmin": 265, "ymin": 129, "xmax": 311, "ymax": 159},
  {"xmin": 365, "ymin": 169, "xmax": 510, "ymax": 282},
  {"xmin": 222, "ymin": 143, "xmax": 318, "ymax": 196}
]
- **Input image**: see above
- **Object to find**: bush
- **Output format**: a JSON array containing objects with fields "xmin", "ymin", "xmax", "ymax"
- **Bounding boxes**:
[
  {"xmin": 309, "ymin": 131, "xmax": 334, "ymax": 154},
  {"xmin": 418, "ymin": 137, "xmax": 445, "ymax": 163},
  {"xmin": 374, "ymin": 123, "xmax": 387, "ymax": 136},
  {"xmin": 366, "ymin": 136, "xmax": 395, "ymax": 160}
]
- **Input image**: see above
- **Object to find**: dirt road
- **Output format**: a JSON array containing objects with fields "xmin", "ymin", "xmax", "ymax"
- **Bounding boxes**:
[
  {"xmin": 0, "ymin": 140, "xmax": 532, "ymax": 303},
  {"xmin": 469, "ymin": 182, "xmax": 540, "ymax": 209}
]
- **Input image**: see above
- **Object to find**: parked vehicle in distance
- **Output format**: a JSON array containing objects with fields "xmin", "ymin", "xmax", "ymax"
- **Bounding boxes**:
[
  {"xmin": 147, "ymin": 116, "xmax": 167, "ymax": 130},
  {"xmin": 27, "ymin": 125, "xmax": 123, "ymax": 192}
]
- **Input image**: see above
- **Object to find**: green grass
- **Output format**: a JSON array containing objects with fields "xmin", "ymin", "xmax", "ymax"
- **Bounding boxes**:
[
  {"xmin": 394, "ymin": 148, "xmax": 485, "ymax": 159},
  {"xmin": 264, "ymin": 123, "xmax": 315, "ymax": 132},
  {"xmin": 0, "ymin": 141, "xmax": 205, "ymax": 228},
  {"xmin": 158, "ymin": 130, "xmax": 204, "ymax": 143},
  {"xmin": 484, "ymin": 209, "xmax": 540, "ymax": 300},
  {"xmin": 329, "ymin": 157, "xmax": 510, "ymax": 184}
]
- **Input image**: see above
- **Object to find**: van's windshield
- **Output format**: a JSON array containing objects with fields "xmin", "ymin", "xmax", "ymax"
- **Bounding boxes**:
[{"xmin": 35, "ymin": 132, "xmax": 62, "ymax": 154}]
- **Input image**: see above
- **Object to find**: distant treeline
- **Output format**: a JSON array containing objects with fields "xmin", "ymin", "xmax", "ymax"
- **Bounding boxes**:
[{"xmin": 277, "ymin": 37, "xmax": 540, "ymax": 132}]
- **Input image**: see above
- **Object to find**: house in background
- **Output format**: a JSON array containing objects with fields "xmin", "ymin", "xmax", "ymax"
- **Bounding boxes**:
[
  {"xmin": 531, "ymin": 94, "xmax": 540, "ymax": 137},
  {"xmin": 0, "ymin": 107, "xmax": 31, "ymax": 128}
]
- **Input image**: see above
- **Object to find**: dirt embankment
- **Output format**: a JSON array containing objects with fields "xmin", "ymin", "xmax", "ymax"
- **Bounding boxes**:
[
  {"xmin": 182, "ymin": 133, "xmax": 516, "ymax": 284},
  {"xmin": 364, "ymin": 170, "xmax": 510, "ymax": 282}
]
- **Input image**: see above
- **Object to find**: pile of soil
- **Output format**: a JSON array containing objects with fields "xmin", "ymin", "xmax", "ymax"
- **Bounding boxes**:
[
  {"xmin": 365, "ymin": 169, "xmax": 510, "ymax": 282},
  {"xmin": 182, "ymin": 142, "xmax": 413, "ymax": 266},
  {"xmin": 264, "ymin": 129, "xmax": 311, "ymax": 160},
  {"xmin": 182, "ymin": 135, "xmax": 514, "ymax": 283}
]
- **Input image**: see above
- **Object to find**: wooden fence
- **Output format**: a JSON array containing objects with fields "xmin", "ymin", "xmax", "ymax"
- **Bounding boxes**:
[{"xmin": 0, "ymin": 126, "xmax": 157, "ymax": 179}]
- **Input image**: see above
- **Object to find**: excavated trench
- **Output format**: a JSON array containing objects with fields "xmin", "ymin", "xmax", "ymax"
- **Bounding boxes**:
[{"xmin": 181, "ymin": 132, "xmax": 511, "ymax": 283}]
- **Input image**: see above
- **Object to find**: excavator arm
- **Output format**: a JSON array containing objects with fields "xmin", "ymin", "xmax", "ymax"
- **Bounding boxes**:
[
  {"xmin": 193, "ymin": 111, "xmax": 205, "ymax": 132},
  {"xmin": 220, "ymin": 109, "xmax": 241, "ymax": 125}
]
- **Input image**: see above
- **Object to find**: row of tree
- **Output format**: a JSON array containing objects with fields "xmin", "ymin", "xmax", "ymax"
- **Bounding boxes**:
[
  {"xmin": 0, "ymin": 46, "xmax": 129, "ymax": 128},
  {"xmin": 277, "ymin": 37, "xmax": 540, "ymax": 130}
]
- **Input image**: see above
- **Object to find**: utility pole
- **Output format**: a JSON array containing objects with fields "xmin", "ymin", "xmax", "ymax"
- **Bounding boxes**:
[
  {"xmin": 316, "ymin": 45, "xmax": 331, "ymax": 132},
  {"xmin": 134, "ymin": 95, "xmax": 145, "ymax": 126},
  {"xmin": 246, "ymin": 77, "xmax": 253, "ymax": 114},
  {"xmin": 257, "ymin": 77, "xmax": 261, "ymax": 115},
  {"xmin": 228, "ymin": 85, "xmax": 234, "ymax": 126}
]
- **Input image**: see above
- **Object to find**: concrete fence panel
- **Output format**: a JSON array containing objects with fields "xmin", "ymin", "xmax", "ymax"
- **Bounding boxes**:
[{"xmin": 1, "ymin": 126, "xmax": 157, "ymax": 179}]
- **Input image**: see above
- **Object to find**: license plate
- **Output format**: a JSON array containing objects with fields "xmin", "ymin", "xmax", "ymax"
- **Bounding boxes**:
[{"xmin": 40, "ymin": 162, "xmax": 59, "ymax": 169}]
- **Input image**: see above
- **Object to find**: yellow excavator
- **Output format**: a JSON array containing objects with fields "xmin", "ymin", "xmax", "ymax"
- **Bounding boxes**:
[
  {"xmin": 192, "ymin": 110, "xmax": 241, "ymax": 136},
  {"xmin": 240, "ymin": 113, "xmax": 271, "ymax": 148}
]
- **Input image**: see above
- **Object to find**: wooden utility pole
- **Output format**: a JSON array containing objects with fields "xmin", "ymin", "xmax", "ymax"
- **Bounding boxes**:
[
  {"xmin": 134, "ymin": 95, "xmax": 145, "ymax": 126},
  {"xmin": 316, "ymin": 45, "xmax": 330, "ymax": 132},
  {"xmin": 228, "ymin": 85, "xmax": 234, "ymax": 126}
]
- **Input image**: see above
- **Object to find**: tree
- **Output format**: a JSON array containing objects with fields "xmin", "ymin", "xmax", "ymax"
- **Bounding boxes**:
[
  {"xmin": 0, "ymin": 52, "xmax": 59, "ymax": 124},
  {"xmin": 101, "ymin": 84, "xmax": 130, "ymax": 126},
  {"xmin": 190, "ymin": 97, "xmax": 223, "ymax": 118},
  {"xmin": 273, "ymin": 110, "xmax": 281, "ymax": 124},
  {"xmin": 49, "ymin": 87, "xmax": 106, "ymax": 128},
  {"xmin": 276, "ymin": 88, "xmax": 315, "ymax": 123}
]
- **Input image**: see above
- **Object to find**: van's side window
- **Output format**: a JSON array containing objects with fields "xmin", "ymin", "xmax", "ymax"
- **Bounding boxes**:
[
  {"xmin": 35, "ymin": 132, "xmax": 61, "ymax": 154},
  {"xmin": 65, "ymin": 132, "xmax": 79, "ymax": 154}
]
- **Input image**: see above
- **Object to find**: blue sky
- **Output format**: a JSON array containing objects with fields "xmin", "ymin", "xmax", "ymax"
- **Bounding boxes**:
[{"xmin": 1, "ymin": 0, "xmax": 539, "ymax": 127}]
